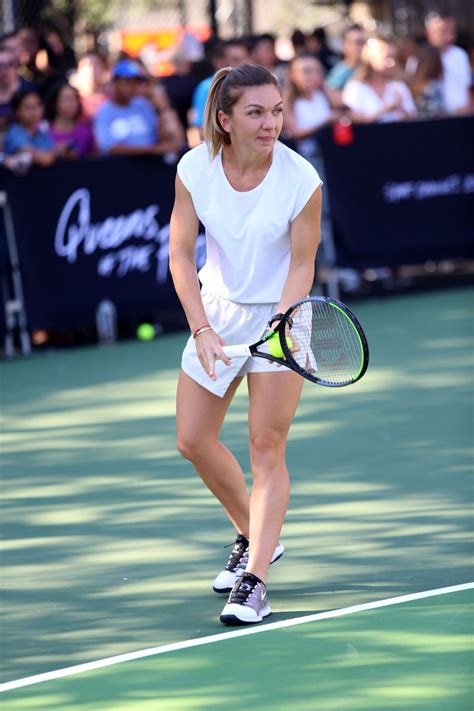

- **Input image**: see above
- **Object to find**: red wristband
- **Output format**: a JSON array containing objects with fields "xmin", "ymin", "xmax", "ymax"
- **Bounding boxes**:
[{"xmin": 192, "ymin": 324, "xmax": 212, "ymax": 338}]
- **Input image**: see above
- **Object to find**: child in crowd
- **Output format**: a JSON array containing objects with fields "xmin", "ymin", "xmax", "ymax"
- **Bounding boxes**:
[
  {"xmin": 47, "ymin": 81, "xmax": 95, "ymax": 157},
  {"xmin": 283, "ymin": 53, "xmax": 338, "ymax": 159},
  {"xmin": 3, "ymin": 88, "xmax": 65, "ymax": 166}
]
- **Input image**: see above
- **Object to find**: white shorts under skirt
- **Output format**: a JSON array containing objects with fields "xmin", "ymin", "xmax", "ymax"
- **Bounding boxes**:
[{"xmin": 181, "ymin": 291, "xmax": 290, "ymax": 398}]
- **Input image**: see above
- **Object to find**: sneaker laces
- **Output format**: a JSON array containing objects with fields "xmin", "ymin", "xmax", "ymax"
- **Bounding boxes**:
[
  {"xmin": 224, "ymin": 534, "xmax": 249, "ymax": 573},
  {"xmin": 227, "ymin": 573, "xmax": 262, "ymax": 606}
]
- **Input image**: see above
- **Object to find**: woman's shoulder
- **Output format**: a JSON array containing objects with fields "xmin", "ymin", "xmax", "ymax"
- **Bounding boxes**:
[
  {"xmin": 180, "ymin": 140, "xmax": 210, "ymax": 158},
  {"xmin": 274, "ymin": 142, "xmax": 322, "ymax": 220},
  {"xmin": 344, "ymin": 77, "xmax": 365, "ymax": 89},
  {"xmin": 4, "ymin": 122, "xmax": 28, "ymax": 142},
  {"xmin": 276, "ymin": 140, "xmax": 317, "ymax": 169},
  {"xmin": 342, "ymin": 78, "xmax": 367, "ymax": 100},
  {"xmin": 4, "ymin": 123, "xmax": 31, "ymax": 154},
  {"xmin": 178, "ymin": 142, "xmax": 212, "ymax": 170},
  {"xmin": 177, "ymin": 142, "xmax": 214, "ymax": 191},
  {"xmin": 5, "ymin": 122, "xmax": 25, "ymax": 137},
  {"xmin": 275, "ymin": 141, "xmax": 321, "ymax": 182}
]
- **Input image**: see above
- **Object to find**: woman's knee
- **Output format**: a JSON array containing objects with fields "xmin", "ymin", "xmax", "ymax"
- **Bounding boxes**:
[
  {"xmin": 176, "ymin": 434, "xmax": 199, "ymax": 461},
  {"xmin": 176, "ymin": 432, "xmax": 213, "ymax": 462},
  {"xmin": 249, "ymin": 429, "xmax": 286, "ymax": 472}
]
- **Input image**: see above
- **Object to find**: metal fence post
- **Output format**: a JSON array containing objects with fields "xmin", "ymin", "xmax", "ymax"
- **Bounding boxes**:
[{"xmin": 0, "ymin": 189, "xmax": 31, "ymax": 357}]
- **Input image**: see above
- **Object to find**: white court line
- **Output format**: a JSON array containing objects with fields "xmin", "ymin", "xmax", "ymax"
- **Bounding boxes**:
[{"xmin": 1, "ymin": 582, "xmax": 472, "ymax": 693}]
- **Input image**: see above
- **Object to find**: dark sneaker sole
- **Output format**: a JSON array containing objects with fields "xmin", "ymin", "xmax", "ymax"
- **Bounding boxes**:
[
  {"xmin": 213, "ymin": 585, "xmax": 233, "ymax": 594},
  {"xmin": 213, "ymin": 549, "xmax": 285, "ymax": 594},
  {"xmin": 220, "ymin": 613, "xmax": 269, "ymax": 626}
]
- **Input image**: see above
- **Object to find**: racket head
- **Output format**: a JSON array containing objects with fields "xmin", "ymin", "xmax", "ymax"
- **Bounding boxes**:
[{"xmin": 279, "ymin": 297, "xmax": 369, "ymax": 387}]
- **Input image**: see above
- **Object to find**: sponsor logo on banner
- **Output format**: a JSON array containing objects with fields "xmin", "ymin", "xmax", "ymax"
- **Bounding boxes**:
[
  {"xmin": 54, "ymin": 188, "xmax": 205, "ymax": 283},
  {"xmin": 383, "ymin": 173, "xmax": 474, "ymax": 204}
]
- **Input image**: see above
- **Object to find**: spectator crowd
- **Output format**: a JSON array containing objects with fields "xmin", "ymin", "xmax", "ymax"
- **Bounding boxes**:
[{"xmin": 0, "ymin": 11, "xmax": 472, "ymax": 174}]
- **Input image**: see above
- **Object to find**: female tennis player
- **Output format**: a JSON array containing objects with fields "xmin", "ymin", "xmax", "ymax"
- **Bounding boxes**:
[{"xmin": 169, "ymin": 63, "xmax": 322, "ymax": 625}]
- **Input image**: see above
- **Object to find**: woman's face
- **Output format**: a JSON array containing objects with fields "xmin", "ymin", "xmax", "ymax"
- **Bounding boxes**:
[
  {"xmin": 0, "ymin": 49, "xmax": 18, "ymax": 90},
  {"xmin": 426, "ymin": 17, "xmax": 456, "ymax": 51},
  {"xmin": 45, "ymin": 31, "xmax": 64, "ymax": 54},
  {"xmin": 366, "ymin": 38, "xmax": 397, "ymax": 74},
  {"xmin": 290, "ymin": 56, "xmax": 324, "ymax": 93},
  {"xmin": 56, "ymin": 85, "xmax": 80, "ymax": 120},
  {"xmin": 343, "ymin": 29, "xmax": 365, "ymax": 64},
  {"xmin": 17, "ymin": 93, "xmax": 44, "ymax": 128},
  {"xmin": 18, "ymin": 28, "xmax": 40, "ymax": 63},
  {"xmin": 219, "ymin": 84, "xmax": 283, "ymax": 156}
]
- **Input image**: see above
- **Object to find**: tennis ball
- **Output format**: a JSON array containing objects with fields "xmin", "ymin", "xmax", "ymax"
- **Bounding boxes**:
[
  {"xmin": 268, "ymin": 335, "xmax": 293, "ymax": 359},
  {"xmin": 136, "ymin": 323, "xmax": 155, "ymax": 341}
]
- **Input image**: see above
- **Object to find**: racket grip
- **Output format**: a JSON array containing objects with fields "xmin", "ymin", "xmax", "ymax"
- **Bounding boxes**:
[{"xmin": 221, "ymin": 344, "xmax": 251, "ymax": 358}]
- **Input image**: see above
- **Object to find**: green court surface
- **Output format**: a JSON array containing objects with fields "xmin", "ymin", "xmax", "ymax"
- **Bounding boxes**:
[
  {"xmin": 1, "ymin": 589, "xmax": 473, "ymax": 710},
  {"xmin": 1, "ymin": 288, "xmax": 473, "ymax": 708}
]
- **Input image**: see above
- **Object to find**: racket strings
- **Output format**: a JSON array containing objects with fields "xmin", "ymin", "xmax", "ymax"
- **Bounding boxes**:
[{"xmin": 290, "ymin": 301, "xmax": 364, "ymax": 385}]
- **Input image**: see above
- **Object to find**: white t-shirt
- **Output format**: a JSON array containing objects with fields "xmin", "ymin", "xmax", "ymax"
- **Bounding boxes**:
[
  {"xmin": 294, "ymin": 91, "xmax": 332, "ymax": 157},
  {"xmin": 441, "ymin": 45, "xmax": 471, "ymax": 112},
  {"xmin": 342, "ymin": 79, "xmax": 417, "ymax": 122},
  {"xmin": 177, "ymin": 140, "xmax": 321, "ymax": 303}
]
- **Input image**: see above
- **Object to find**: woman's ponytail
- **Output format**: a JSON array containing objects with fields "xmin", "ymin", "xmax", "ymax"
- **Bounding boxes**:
[{"xmin": 203, "ymin": 67, "xmax": 232, "ymax": 159}]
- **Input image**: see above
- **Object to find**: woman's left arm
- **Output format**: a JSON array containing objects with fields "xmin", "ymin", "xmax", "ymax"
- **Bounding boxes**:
[{"xmin": 275, "ymin": 185, "xmax": 322, "ymax": 314}]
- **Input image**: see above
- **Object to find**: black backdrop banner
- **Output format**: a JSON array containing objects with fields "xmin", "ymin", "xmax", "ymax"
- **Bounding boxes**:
[
  {"xmin": 3, "ymin": 155, "xmax": 205, "ymax": 330},
  {"xmin": 317, "ymin": 116, "xmax": 474, "ymax": 268},
  {"xmin": 2, "ymin": 118, "xmax": 474, "ymax": 331}
]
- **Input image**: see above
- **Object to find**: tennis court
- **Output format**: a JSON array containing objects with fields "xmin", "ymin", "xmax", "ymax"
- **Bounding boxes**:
[{"xmin": 1, "ymin": 287, "xmax": 473, "ymax": 709}]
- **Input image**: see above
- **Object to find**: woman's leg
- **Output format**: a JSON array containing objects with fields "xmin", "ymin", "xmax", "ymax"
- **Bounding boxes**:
[
  {"xmin": 176, "ymin": 370, "xmax": 250, "ymax": 535},
  {"xmin": 246, "ymin": 370, "xmax": 304, "ymax": 581}
]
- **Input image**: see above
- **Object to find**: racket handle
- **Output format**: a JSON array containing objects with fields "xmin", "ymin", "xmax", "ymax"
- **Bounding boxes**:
[{"xmin": 222, "ymin": 344, "xmax": 251, "ymax": 358}]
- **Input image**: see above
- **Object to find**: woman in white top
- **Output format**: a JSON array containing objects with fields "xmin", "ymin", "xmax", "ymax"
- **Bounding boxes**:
[
  {"xmin": 342, "ymin": 34, "xmax": 417, "ymax": 122},
  {"xmin": 169, "ymin": 64, "xmax": 322, "ymax": 626},
  {"xmin": 283, "ymin": 53, "xmax": 337, "ymax": 158}
]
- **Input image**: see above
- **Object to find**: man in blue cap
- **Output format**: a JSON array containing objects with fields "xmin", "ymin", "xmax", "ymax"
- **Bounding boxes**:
[{"xmin": 93, "ymin": 58, "xmax": 182, "ymax": 155}]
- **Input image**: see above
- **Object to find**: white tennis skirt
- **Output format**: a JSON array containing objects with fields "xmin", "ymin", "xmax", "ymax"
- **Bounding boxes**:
[{"xmin": 181, "ymin": 291, "xmax": 290, "ymax": 398}]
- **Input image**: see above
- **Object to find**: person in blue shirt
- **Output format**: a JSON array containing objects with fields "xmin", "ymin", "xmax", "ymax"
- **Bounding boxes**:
[
  {"xmin": 4, "ymin": 89, "xmax": 64, "ymax": 166},
  {"xmin": 93, "ymin": 59, "xmax": 182, "ymax": 156}
]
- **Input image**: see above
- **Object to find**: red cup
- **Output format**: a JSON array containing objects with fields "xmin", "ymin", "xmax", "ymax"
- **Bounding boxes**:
[{"xmin": 333, "ymin": 118, "xmax": 354, "ymax": 145}]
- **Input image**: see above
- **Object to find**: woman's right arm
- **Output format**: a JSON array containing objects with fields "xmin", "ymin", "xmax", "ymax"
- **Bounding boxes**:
[{"xmin": 169, "ymin": 174, "xmax": 230, "ymax": 380}]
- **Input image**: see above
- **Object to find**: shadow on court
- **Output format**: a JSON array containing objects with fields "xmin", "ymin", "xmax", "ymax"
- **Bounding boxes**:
[
  {"xmin": 1, "ymin": 289, "xmax": 472, "ymax": 686},
  {"xmin": 2, "ymin": 592, "xmax": 472, "ymax": 710}
]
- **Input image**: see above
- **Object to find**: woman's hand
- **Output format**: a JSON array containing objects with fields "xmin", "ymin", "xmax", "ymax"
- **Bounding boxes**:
[
  {"xmin": 267, "ymin": 317, "xmax": 299, "ymax": 367},
  {"xmin": 195, "ymin": 329, "xmax": 231, "ymax": 380}
]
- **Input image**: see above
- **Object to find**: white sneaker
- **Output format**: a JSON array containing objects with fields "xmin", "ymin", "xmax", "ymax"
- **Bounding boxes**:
[
  {"xmin": 220, "ymin": 572, "xmax": 272, "ymax": 625},
  {"xmin": 213, "ymin": 536, "xmax": 284, "ymax": 593}
]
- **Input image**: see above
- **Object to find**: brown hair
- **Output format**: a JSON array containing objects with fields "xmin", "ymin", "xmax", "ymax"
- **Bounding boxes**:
[
  {"xmin": 410, "ymin": 45, "xmax": 443, "ymax": 98},
  {"xmin": 203, "ymin": 62, "xmax": 280, "ymax": 159},
  {"xmin": 46, "ymin": 81, "xmax": 83, "ymax": 122}
]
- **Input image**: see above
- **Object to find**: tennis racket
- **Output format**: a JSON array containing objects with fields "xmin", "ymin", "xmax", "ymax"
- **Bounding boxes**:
[{"xmin": 221, "ymin": 296, "xmax": 369, "ymax": 387}]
